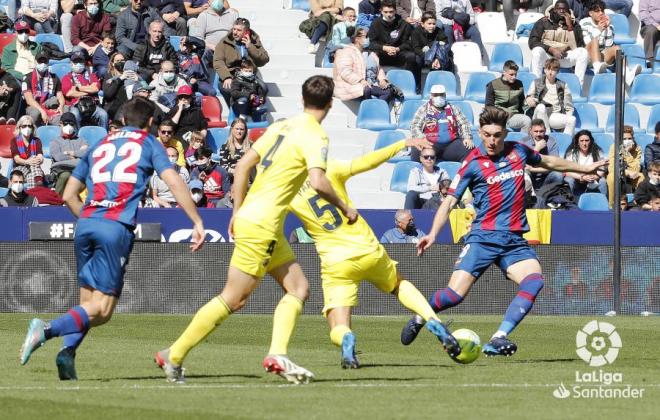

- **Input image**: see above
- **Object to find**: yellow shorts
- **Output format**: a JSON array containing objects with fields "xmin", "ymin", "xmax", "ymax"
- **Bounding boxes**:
[
  {"xmin": 321, "ymin": 246, "xmax": 398, "ymax": 316},
  {"xmin": 230, "ymin": 218, "xmax": 296, "ymax": 278}
]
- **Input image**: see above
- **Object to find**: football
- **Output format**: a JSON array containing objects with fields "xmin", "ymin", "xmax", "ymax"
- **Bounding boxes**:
[{"xmin": 453, "ymin": 329, "xmax": 482, "ymax": 364}]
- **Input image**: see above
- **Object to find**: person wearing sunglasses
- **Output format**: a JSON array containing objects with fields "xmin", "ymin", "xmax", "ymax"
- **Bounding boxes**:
[
  {"xmin": 156, "ymin": 120, "xmax": 186, "ymax": 167},
  {"xmin": 404, "ymin": 147, "xmax": 450, "ymax": 209}
]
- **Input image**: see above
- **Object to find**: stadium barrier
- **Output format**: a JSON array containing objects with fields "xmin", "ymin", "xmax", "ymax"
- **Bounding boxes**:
[{"xmin": 1, "ymin": 243, "xmax": 657, "ymax": 316}]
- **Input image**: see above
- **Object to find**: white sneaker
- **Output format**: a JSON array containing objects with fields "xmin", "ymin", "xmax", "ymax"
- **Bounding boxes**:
[
  {"xmin": 625, "ymin": 64, "xmax": 642, "ymax": 86},
  {"xmin": 154, "ymin": 349, "xmax": 185, "ymax": 384},
  {"xmin": 263, "ymin": 354, "xmax": 314, "ymax": 385},
  {"xmin": 307, "ymin": 43, "xmax": 318, "ymax": 54},
  {"xmin": 592, "ymin": 61, "xmax": 607, "ymax": 74}
]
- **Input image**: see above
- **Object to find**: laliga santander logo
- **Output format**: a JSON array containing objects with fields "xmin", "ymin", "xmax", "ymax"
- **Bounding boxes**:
[{"xmin": 575, "ymin": 320, "xmax": 622, "ymax": 367}]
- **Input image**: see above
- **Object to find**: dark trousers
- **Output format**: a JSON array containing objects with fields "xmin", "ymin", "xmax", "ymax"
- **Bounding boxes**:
[
  {"xmin": 364, "ymin": 85, "xmax": 394, "ymax": 102},
  {"xmin": 410, "ymin": 139, "xmax": 471, "ymax": 163},
  {"xmin": 375, "ymin": 50, "xmax": 421, "ymax": 92},
  {"xmin": 404, "ymin": 191, "xmax": 428, "ymax": 209},
  {"xmin": 0, "ymin": 88, "xmax": 22, "ymax": 121},
  {"xmin": 641, "ymin": 25, "xmax": 659, "ymax": 67},
  {"xmin": 442, "ymin": 24, "xmax": 488, "ymax": 60}
]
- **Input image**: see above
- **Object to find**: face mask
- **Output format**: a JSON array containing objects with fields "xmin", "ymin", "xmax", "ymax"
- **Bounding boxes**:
[
  {"xmin": 404, "ymin": 222, "xmax": 417, "ymax": 235},
  {"xmin": 362, "ymin": 39, "xmax": 370, "ymax": 49},
  {"xmin": 102, "ymin": 47, "xmax": 114, "ymax": 55},
  {"xmin": 11, "ymin": 182, "xmax": 24, "ymax": 194},
  {"xmin": 211, "ymin": 0, "xmax": 224, "ymax": 12},
  {"xmin": 87, "ymin": 5, "xmax": 100, "ymax": 15},
  {"xmin": 192, "ymin": 192, "xmax": 203, "ymax": 203},
  {"xmin": 162, "ymin": 72, "xmax": 176, "ymax": 82},
  {"xmin": 62, "ymin": 124, "xmax": 76, "ymax": 135},
  {"xmin": 649, "ymin": 177, "xmax": 658, "ymax": 186},
  {"xmin": 36, "ymin": 63, "xmax": 49, "ymax": 74},
  {"xmin": 114, "ymin": 61, "xmax": 125, "ymax": 72},
  {"xmin": 346, "ymin": 20, "xmax": 356, "ymax": 27},
  {"xmin": 17, "ymin": 33, "xmax": 29, "ymax": 44},
  {"xmin": 72, "ymin": 63, "xmax": 86, "ymax": 73},
  {"xmin": 182, "ymin": 103, "xmax": 190, "ymax": 109},
  {"xmin": 431, "ymin": 96, "xmax": 446, "ymax": 108},
  {"xmin": 382, "ymin": 14, "xmax": 395, "ymax": 22},
  {"xmin": 21, "ymin": 127, "xmax": 33, "ymax": 137},
  {"xmin": 238, "ymin": 71, "xmax": 254, "ymax": 79},
  {"xmin": 623, "ymin": 139, "xmax": 633, "ymax": 149},
  {"xmin": 169, "ymin": 157, "xmax": 178, "ymax": 164}
]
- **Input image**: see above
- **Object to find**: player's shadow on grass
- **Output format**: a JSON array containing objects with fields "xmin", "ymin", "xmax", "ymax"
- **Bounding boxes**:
[
  {"xmin": 507, "ymin": 358, "xmax": 575, "ymax": 364},
  {"xmin": 357, "ymin": 363, "xmax": 442, "ymax": 368},
  {"xmin": 315, "ymin": 376, "xmax": 435, "ymax": 384},
  {"xmin": 94, "ymin": 373, "xmax": 261, "ymax": 381}
]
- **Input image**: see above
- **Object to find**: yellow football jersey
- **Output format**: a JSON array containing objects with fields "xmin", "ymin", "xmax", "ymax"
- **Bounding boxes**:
[
  {"xmin": 289, "ymin": 139, "xmax": 407, "ymax": 266},
  {"xmin": 236, "ymin": 113, "xmax": 329, "ymax": 236}
]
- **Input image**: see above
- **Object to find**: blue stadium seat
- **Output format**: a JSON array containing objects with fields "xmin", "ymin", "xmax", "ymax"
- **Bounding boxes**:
[
  {"xmin": 168, "ymin": 36, "xmax": 182, "ymax": 52},
  {"xmin": 0, "ymin": 187, "xmax": 7, "ymax": 198},
  {"xmin": 593, "ymin": 133, "xmax": 614, "ymax": 153},
  {"xmin": 607, "ymin": 13, "xmax": 635, "ymax": 44},
  {"xmin": 451, "ymin": 101, "xmax": 474, "ymax": 125},
  {"xmin": 49, "ymin": 62, "xmax": 71, "ymax": 81},
  {"xmin": 605, "ymin": 103, "xmax": 640, "ymax": 132},
  {"xmin": 397, "ymin": 99, "xmax": 424, "ymax": 129},
  {"xmin": 628, "ymin": 74, "xmax": 660, "ymax": 106},
  {"xmin": 35, "ymin": 33, "xmax": 64, "ymax": 51},
  {"xmin": 588, "ymin": 73, "xmax": 616, "ymax": 105},
  {"xmin": 552, "ymin": 132, "xmax": 572, "ymax": 157},
  {"xmin": 206, "ymin": 127, "xmax": 230, "ymax": 152},
  {"xmin": 36, "ymin": 125, "xmax": 62, "ymax": 159},
  {"xmin": 422, "ymin": 71, "xmax": 460, "ymax": 100},
  {"xmin": 655, "ymin": 48, "xmax": 660, "ymax": 74},
  {"xmin": 578, "ymin": 192, "xmax": 610, "ymax": 210},
  {"xmin": 387, "ymin": 69, "xmax": 421, "ymax": 100},
  {"xmin": 227, "ymin": 108, "xmax": 269, "ymax": 128},
  {"xmin": 574, "ymin": 103, "xmax": 604, "ymax": 133},
  {"xmin": 291, "ymin": 0, "xmax": 310, "ymax": 11},
  {"xmin": 390, "ymin": 161, "xmax": 421, "ymax": 193},
  {"xmin": 647, "ymin": 104, "xmax": 660, "ymax": 133},
  {"xmin": 488, "ymin": 43, "xmax": 527, "ymax": 72},
  {"xmin": 78, "ymin": 126, "xmax": 108, "ymax": 148},
  {"xmin": 463, "ymin": 72, "xmax": 496, "ymax": 103},
  {"xmin": 506, "ymin": 131, "xmax": 527, "ymax": 142},
  {"xmin": 356, "ymin": 99, "xmax": 396, "ymax": 130},
  {"xmin": 374, "ymin": 130, "xmax": 409, "ymax": 163},
  {"xmin": 516, "ymin": 71, "xmax": 536, "ymax": 95},
  {"xmin": 556, "ymin": 73, "xmax": 586, "ymax": 103},
  {"xmin": 621, "ymin": 44, "xmax": 652, "ymax": 74},
  {"xmin": 436, "ymin": 161, "xmax": 461, "ymax": 179}
]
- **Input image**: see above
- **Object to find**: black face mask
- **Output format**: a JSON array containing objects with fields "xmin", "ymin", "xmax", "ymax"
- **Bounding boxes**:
[
  {"xmin": 114, "ymin": 61, "xmax": 125, "ymax": 72},
  {"xmin": 404, "ymin": 222, "xmax": 417, "ymax": 235}
]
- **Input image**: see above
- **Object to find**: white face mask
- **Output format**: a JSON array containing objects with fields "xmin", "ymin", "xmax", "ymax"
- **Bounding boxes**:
[
  {"xmin": 623, "ymin": 139, "xmax": 633, "ymax": 149},
  {"xmin": 72, "ymin": 63, "xmax": 86, "ymax": 74},
  {"xmin": 649, "ymin": 176, "xmax": 659, "ymax": 186},
  {"xmin": 17, "ymin": 33, "xmax": 29, "ymax": 44},
  {"xmin": 36, "ymin": 63, "xmax": 49, "ymax": 73},
  {"xmin": 62, "ymin": 124, "xmax": 76, "ymax": 135},
  {"xmin": 345, "ymin": 20, "xmax": 356, "ymax": 27},
  {"xmin": 431, "ymin": 96, "xmax": 446, "ymax": 108},
  {"xmin": 192, "ymin": 192, "xmax": 203, "ymax": 203},
  {"xmin": 168, "ymin": 157, "xmax": 178, "ymax": 164},
  {"xmin": 11, "ymin": 182, "xmax": 24, "ymax": 194},
  {"xmin": 382, "ymin": 14, "xmax": 395, "ymax": 22},
  {"xmin": 21, "ymin": 127, "xmax": 33, "ymax": 137}
]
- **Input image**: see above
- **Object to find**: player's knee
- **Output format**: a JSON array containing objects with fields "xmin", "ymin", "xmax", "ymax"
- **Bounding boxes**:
[
  {"xmin": 521, "ymin": 273, "xmax": 544, "ymax": 295},
  {"xmin": 288, "ymin": 284, "xmax": 309, "ymax": 302}
]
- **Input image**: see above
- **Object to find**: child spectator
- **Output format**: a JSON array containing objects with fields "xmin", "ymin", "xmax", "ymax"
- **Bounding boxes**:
[
  {"xmin": 634, "ymin": 161, "xmax": 660, "ymax": 210},
  {"xmin": 229, "ymin": 60, "xmax": 267, "ymax": 122},
  {"xmin": 185, "ymin": 130, "xmax": 205, "ymax": 168},
  {"xmin": 190, "ymin": 146, "xmax": 230, "ymax": 207},
  {"xmin": 177, "ymin": 36, "xmax": 216, "ymax": 96}
]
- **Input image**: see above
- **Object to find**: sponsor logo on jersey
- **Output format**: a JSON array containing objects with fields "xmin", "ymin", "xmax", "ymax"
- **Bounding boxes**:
[{"xmin": 486, "ymin": 169, "xmax": 524, "ymax": 185}]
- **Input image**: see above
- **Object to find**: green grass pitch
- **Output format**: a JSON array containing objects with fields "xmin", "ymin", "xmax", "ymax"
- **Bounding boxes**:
[{"xmin": 1, "ymin": 314, "xmax": 658, "ymax": 419}]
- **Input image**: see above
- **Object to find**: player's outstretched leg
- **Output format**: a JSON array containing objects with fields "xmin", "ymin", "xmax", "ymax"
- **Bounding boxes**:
[
  {"xmin": 483, "ymin": 272, "xmax": 544, "ymax": 357},
  {"xmin": 401, "ymin": 287, "xmax": 464, "ymax": 345}
]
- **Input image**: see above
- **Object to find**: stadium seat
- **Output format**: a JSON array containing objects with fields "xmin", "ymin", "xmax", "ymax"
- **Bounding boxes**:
[
  {"xmin": 488, "ymin": 43, "xmax": 527, "ymax": 72},
  {"xmin": 464, "ymin": 72, "xmax": 497, "ymax": 103},
  {"xmin": 422, "ymin": 71, "xmax": 460, "ymax": 100},
  {"xmin": 516, "ymin": 71, "xmax": 537, "ymax": 94},
  {"xmin": 374, "ymin": 130, "xmax": 408, "ymax": 163},
  {"xmin": 49, "ymin": 62, "xmax": 72, "ymax": 81},
  {"xmin": 206, "ymin": 127, "xmax": 229, "ymax": 152},
  {"xmin": 506, "ymin": 131, "xmax": 527, "ymax": 141},
  {"xmin": 606, "ymin": 13, "xmax": 635, "ymax": 44},
  {"xmin": 647, "ymin": 104, "xmax": 660, "ymax": 133},
  {"xmin": 436, "ymin": 161, "xmax": 461, "ymax": 179},
  {"xmin": 36, "ymin": 126, "xmax": 61, "ymax": 159},
  {"xmin": 476, "ymin": 12, "xmax": 510, "ymax": 43},
  {"xmin": 451, "ymin": 42, "xmax": 487, "ymax": 73},
  {"xmin": 226, "ymin": 107, "xmax": 269, "ymax": 128},
  {"xmin": 605, "ymin": 103, "xmax": 641, "ymax": 132},
  {"xmin": 574, "ymin": 103, "xmax": 604, "ymax": 133},
  {"xmin": 35, "ymin": 33, "xmax": 65, "ymax": 51},
  {"xmin": 248, "ymin": 127, "xmax": 267, "ymax": 142},
  {"xmin": 621, "ymin": 44, "xmax": 652, "ymax": 74},
  {"xmin": 0, "ymin": 125, "xmax": 16, "ymax": 158},
  {"xmin": 387, "ymin": 69, "xmax": 421, "ymax": 100},
  {"xmin": 578, "ymin": 192, "xmax": 610, "ymax": 210},
  {"xmin": 556, "ymin": 73, "xmax": 586, "ymax": 103},
  {"xmin": 397, "ymin": 99, "xmax": 425, "ymax": 129},
  {"xmin": 593, "ymin": 133, "xmax": 614, "ymax": 153},
  {"xmin": 552, "ymin": 132, "xmax": 572, "ymax": 157},
  {"xmin": 201, "ymin": 96, "xmax": 228, "ymax": 128},
  {"xmin": 588, "ymin": 73, "xmax": 616, "ymax": 105},
  {"xmin": 390, "ymin": 161, "xmax": 421, "ymax": 193},
  {"xmin": 0, "ymin": 33, "xmax": 16, "ymax": 54},
  {"xmin": 628, "ymin": 74, "xmax": 660, "ymax": 106},
  {"xmin": 291, "ymin": 0, "xmax": 310, "ymax": 11},
  {"xmin": 514, "ymin": 12, "xmax": 543, "ymax": 39},
  {"xmin": 637, "ymin": 133, "xmax": 655, "ymax": 166},
  {"xmin": 655, "ymin": 48, "xmax": 660, "ymax": 74},
  {"xmin": 451, "ymin": 101, "xmax": 474, "ymax": 125},
  {"xmin": 0, "ymin": 186, "xmax": 7, "ymax": 198},
  {"xmin": 356, "ymin": 99, "xmax": 396, "ymax": 130},
  {"xmin": 168, "ymin": 36, "xmax": 182, "ymax": 52},
  {"xmin": 78, "ymin": 126, "xmax": 107, "ymax": 148}
]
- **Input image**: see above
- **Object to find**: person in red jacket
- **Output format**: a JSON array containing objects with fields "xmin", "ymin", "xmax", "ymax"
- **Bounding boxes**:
[{"xmin": 71, "ymin": 0, "xmax": 113, "ymax": 56}]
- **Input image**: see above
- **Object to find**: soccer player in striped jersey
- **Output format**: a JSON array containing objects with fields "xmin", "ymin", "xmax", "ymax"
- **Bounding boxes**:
[
  {"xmin": 19, "ymin": 97, "xmax": 205, "ymax": 380},
  {"xmin": 401, "ymin": 106, "xmax": 608, "ymax": 356}
]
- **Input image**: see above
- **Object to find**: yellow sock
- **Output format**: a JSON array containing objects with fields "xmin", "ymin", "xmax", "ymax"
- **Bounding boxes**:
[
  {"xmin": 397, "ymin": 280, "xmax": 436, "ymax": 321},
  {"xmin": 268, "ymin": 294, "xmax": 303, "ymax": 355},
  {"xmin": 329, "ymin": 325, "xmax": 352, "ymax": 347},
  {"xmin": 169, "ymin": 296, "xmax": 231, "ymax": 365}
]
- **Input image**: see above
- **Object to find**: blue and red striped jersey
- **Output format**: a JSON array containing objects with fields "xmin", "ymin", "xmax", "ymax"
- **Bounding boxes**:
[
  {"xmin": 72, "ymin": 127, "xmax": 172, "ymax": 227},
  {"xmin": 449, "ymin": 141, "xmax": 542, "ymax": 233}
]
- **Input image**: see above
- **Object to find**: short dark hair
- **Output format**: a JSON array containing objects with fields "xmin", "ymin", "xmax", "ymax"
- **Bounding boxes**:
[
  {"xmin": 240, "ymin": 60, "xmax": 256, "ymax": 71},
  {"xmin": 655, "ymin": 120, "xmax": 660, "ymax": 134},
  {"xmin": 234, "ymin": 17, "xmax": 250, "ymax": 29},
  {"xmin": 159, "ymin": 119, "xmax": 176, "ymax": 130},
  {"xmin": 102, "ymin": 32, "xmax": 115, "ymax": 42},
  {"xmin": 531, "ymin": 118, "xmax": 546, "ymax": 128},
  {"xmin": 194, "ymin": 146, "xmax": 213, "ymax": 160},
  {"xmin": 503, "ymin": 60, "xmax": 519, "ymax": 72},
  {"xmin": 348, "ymin": 26, "xmax": 366, "ymax": 42},
  {"xmin": 554, "ymin": 0, "xmax": 569, "ymax": 7},
  {"xmin": 302, "ymin": 75, "xmax": 334, "ymax": 110},
  {"xmin": 120, "ymin": 97, "xmax": 156, "ymax": 129},
  {"xmin": 343, "ymin": 6, "xmax": 355, "ymax": 14},
  {"xmin": 381, "ymin": 0, "xmax": 396, "ymax": 10},
  {"xmin": 648, "ymin": 160, "xmax": 660, "ymax": 172},
  {"xmin": 588, "ymin": 0, "xmax": 605, "ymax": 12},
  {"xmin": 10, "ymin": 170, "xmax": 24, "ymax": 180},
  {"xmin": 649, "ymin": 190, "xmax": 660, "ymax": 202},
  {"xmin": 479, "ymin": 106, "xmax": 509, "ymax": 129},
  {"xmin": 421, "ymin": 11, "xmax": 436, "ymax": 22}
]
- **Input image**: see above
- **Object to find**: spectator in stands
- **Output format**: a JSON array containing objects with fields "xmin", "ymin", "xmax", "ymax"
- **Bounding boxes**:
[
  {"xmin": 521, "ymin": 119, "xmax": 564, "ymax": 191},
  {"xmin": 103, "ymin": 0, "xmax": 130, "ymax": 15},
  {"xmin": 0, "ymin": 170, "xmax": 39, "ymax": 207},
  {"xmin": 435, "ymin": 0, "xmax": 488, "ymax": 61},
  {"xmin": 645, "ymin": 122, "xmax": 660, "ymax": 172},
  {"xmin": 148, "ymin": 146, "xmax": 190, "ymax": 207},
  {"xmin": 185, "ymin": 130, "xmax": 205, "ymax": 167},
  {"xmin": 19, "ymin": 0, "xmax": 58, "ymax": 34},
  {"xmin": 188, "ymin": 178, "xmax": 207, "ymax": 207},
  {"xmin": 526, "ymin": 58, "xmax": 576, "ymax": 135},
  {"xmin": 368, "ymin": 0, "xmax": 420, "ymax": 90},
  {"xmin": 0, "ymin": 165, "xmax": 7, "ymax": 188},
  {"xmin": 333, "ymin": 27, "xmax": 395, "ymax": 102},
  {"xmin": 603, "ymin": 0, "xmax": 632, "ymax": 17},
  {"xmin": 607, "ymin": 125, "xmax": 644, "ymax": 208},
  {"xmin": 1, "ymin": 20, "xmax": 41, "ymax": 82},
  {"xmin": 380, "ymin": 209, "xmax": 426, "ymax": 243},
  {"xmin": 190, "ymin": 146, "xmax": 230, "ymax": 207},
  {"xmin": 358, "ymin": 0, "xmax": 381, "ymax": 29},
  {"xmin": 10, "ymin": 115, "xmax": 44, "ymax": 189},
  {"xmin": 188, "ymin": 0, "xmax": 238, "ymax": 51},
  {"xmin": 639, "ymin": 0, "xmax": 660, "ymax": 69},
  {"xmin": 177, "ymin": 36, "xmax": 216, "ymax": 96},
  {"xmin": 566, "ymin": 0, "xmax": 589, "ymax": 21},
  {"xmin": 411, "ymin": 11, "xmax": 450, "ymax": 72},
  {"xmin": 529, "ymin": 0, "xmax": 588, "ymax": 85},
  {"xmin": 49, "ymin": 112, "xmax": 88, "ymax": 195},
  {"xmin": 149, "ymin": 60, "xmax": 188, "ymax": 113},
  {"xmin": 92, "ymin": 33, "xmax": 116, "ymax": 77},
  {"xmin": 397, "ymin": 0, "xmax": 435, "ymax": 26},
  {"xmin": 327, "ymin": 6, "xmax": 357, "ymax": 53},
  {"xmin": 634, "ymin": 160, "xmax": 660, "ymax": 210},
  {"xmin": 502, "ymin": 0, "xmax": 550, "ymax": 31},
  {"xmin": 563, "ymin": 129, "xmax": 607, "ymax": 200},
  {"xmin": 579, "ymin": 1, "xmax": 616, "ymax": 75},
  {"xmin": 485, "ymin": 60, "xmax": 531, "ymax": 133},
  {"xmin": 410, "ymin": 84, "xmax": 474, "ymax": 163},
  {"xmin": 229, "ymin": 60, "xmax": 267, "ymax": 122},
  {"xmin": 115, "ymin": 0, "xmax": 154, "ymax": 57},
  {"xmin": 156, "ymin": 119, "xmax": 186, "ymax": 166},
  {"xmin": 102, "ymin": 52, "xmax": 137, "ymax": 121},
  {"xmin": 404, "ymin": 147, "xmax": 450, "ymax": 209},
  {"xmin": 0, "ymin": 64, "xmax": 22, "ymax": 125},
  {"xmin": 148, "ymin": 0, "xmax": 187, "ymax": 36},
  {"xmin": 648, "ymin": 191, "xmax": 660, "ymax": 212},
  {"xmin": 24, "ymin": 52, "xmax": 65, "ymax": 126},
  {"xmin": 300, "ymin": 0, "xmax": 345, "ymax": 54},
  {"xmin": 133, "ymin": 20, "xmax": 179, "ymax": 81},
  {"xmin": 62, "ymin": 49, "xmax": 109, "ymax": 129},
  {"xmin": 167, "ymin": 84, "xmax": 208, "ymax": 145},
  {"xmin": 218, "ymin": 118, "xmax": 250, "ymax": 182},
  {"xmin": 71, "ymin": 0, "xmax": 113, "ymax": 55},
  {"xmin": 213, "ymin": 18, "xmax": 269, "ymax": 105}
]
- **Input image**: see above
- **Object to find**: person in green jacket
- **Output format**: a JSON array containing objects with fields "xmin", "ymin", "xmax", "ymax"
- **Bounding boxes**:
[{"xmin": 1, "ymin": 20, "xmax": 42, "ymax": 82}]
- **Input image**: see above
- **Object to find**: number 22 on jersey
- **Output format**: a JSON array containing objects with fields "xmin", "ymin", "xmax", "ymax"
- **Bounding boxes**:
[{"xmin": 91, "ymin": 142, "xmax": 142, "ymax": 184}]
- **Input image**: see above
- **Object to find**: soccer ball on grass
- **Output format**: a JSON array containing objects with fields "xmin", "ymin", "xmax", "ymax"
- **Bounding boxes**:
[{"xmin": 452, "ymin": 329, "xmax": 481, "ymax": 364}]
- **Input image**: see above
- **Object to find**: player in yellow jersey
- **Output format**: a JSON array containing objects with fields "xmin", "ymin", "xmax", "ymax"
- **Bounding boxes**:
[
  {"xmin": 155, "ymin": 76, "xmax": 358, "ymax": 384},
  {"xmin": 288, "ymin": 138, "xmax": 462, "ymax": 368}
]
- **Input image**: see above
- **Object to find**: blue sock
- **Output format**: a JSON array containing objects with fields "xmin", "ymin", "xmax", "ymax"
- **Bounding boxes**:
[
  {"xmin": 429, "ymin": 288, "xmax": 464, "ymax": 312},
  {"xmin": 62, "ymin": 331, "xmax": 88, "ymax": 351},
  {"xmin": 496, "ymin": 274, "xmax": 544, "ymax": 337},
  {"xmin": 46, "ymin": 306, "xmax": 90, "ymax": 339}
]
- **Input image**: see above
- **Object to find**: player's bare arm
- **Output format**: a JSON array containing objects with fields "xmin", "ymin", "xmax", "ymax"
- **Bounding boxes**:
[
  {"xmin": 62, "ymin": 176, "xmax": 86, "ymax": 218},
  {"xmin": 536, "ymin": 155, "xmax": 609, "ymax": 174},
  {"xmin": 161, "ymin": 168, "xmax": 205, "ymax": 252},
  {"xmin": 228, "ymin": 148, "xmax": 260, "ymax": 235},
  {"xmin": 418, "ymin": 195, "xmax": 459, "ymax": 256},
  {"xmin": 308, "ymin": 167, "xmax": 358, "ymax": 224}
]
